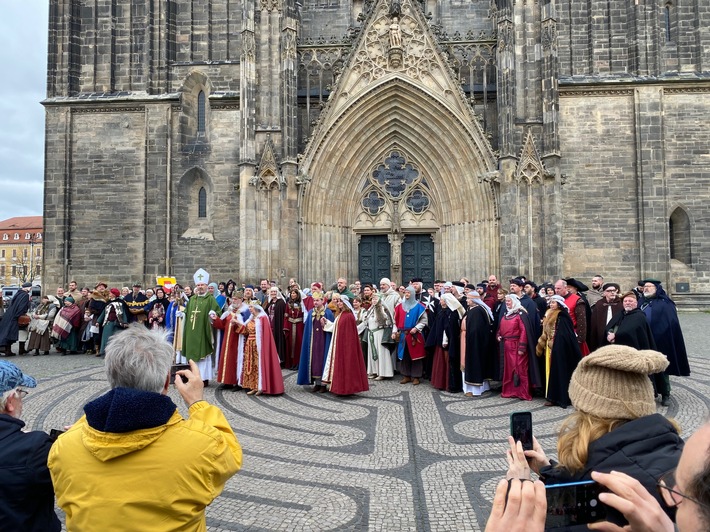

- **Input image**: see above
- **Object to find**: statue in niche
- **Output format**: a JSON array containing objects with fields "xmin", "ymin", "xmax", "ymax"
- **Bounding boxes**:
[{"xmin": 390, "ymin": 17, "xmax": 402, "ymax": 48}]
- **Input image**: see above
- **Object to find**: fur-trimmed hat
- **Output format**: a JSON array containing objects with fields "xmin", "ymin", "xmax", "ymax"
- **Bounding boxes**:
[{"xmin": 569, "ymin": 345, "xmax": 669, "ymax": 420}]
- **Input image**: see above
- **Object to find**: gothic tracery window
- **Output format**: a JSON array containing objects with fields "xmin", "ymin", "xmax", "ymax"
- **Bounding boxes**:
[{"xmin": 361, "ymin": 150, "xmax": 431, "ymax": 218}]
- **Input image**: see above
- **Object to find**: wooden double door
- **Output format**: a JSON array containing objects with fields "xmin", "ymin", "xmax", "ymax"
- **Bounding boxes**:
[{"xmin": 358, "ymin": 234, "xmax": 434, "ymax": 286}]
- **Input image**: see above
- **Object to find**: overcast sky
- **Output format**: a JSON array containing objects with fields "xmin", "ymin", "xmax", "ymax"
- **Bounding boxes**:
[{"xmin": 0, "ymin": 2, "xmax": 48, "ymax": 221}]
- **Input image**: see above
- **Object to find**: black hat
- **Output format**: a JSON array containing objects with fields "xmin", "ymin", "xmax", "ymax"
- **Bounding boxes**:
[
  {"xmin": 21, "ymin": 282, "xmax": 32, "ymax": 288},
  {"xmin": 410, "ymin": 277, "xmax": 424, "ymax": 283},
  {"xmin": 476, "ymin": 283, "xmax": 486, "ymax": 289},
  {"xmin": 639, "ymin": 278, "xmax": 661, "ymax": 286},
  {"xmin": 602, "ymin": 283, "xmax": 621, "ymax": 292},
  {"xmin": 524, "ymin": 280, "xmax": 538, "ymax": 291},
  {"xmin": 564, "ymin": 278, "xmax": 589, "ymax": 292},
  {"xmin": 452, "ymin": 281, "xmax": 465, "ymax": 288},
  {"xmin": 509, "ymin": 278, "xmax": 525, "ymax": 287},
  {"xmin": 465, "ymin": 283, "xmax": 476, "ymax": 291}
]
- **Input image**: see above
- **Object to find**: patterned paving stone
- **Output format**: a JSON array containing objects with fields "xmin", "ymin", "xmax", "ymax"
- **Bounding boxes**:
[{"xmin": 10, "ymin": 313, "xmax": 710, "ymax": 531}]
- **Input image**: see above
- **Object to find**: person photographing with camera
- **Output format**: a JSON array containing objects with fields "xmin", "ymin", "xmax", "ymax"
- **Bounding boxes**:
[{"xmin": 48, "ymin": 325, "xmax": 242, "ymax": 531}]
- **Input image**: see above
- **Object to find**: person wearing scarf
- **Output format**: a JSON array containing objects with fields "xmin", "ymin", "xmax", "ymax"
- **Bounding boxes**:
[
  {"xmin": 320, "ymin": 294, "xmax": 369, "ymax": 395},
  {"xmin": 392, "ymin": 286, "xmax": 428, "ymax": 385},
  {"xmin": 27, "ymin": 295, "xmax": 60, "ymax": 356},
  {"xmin": 362, "ymin": 292, "xmax": 395, "ymax": 381},
  {"xmin": 57, "ymin": 296, "xmax": 83, "ymax": 355},
  {"xmin": 536, "ymin": 294, "xmax": 582, "ymax": 407},
  {"xmin": 497, "ymin": 294, "xmax": 537, "ymax": 400},
  {"xmin": 97, "ymin": 289, "xmax": 130, "ymax": 357}
]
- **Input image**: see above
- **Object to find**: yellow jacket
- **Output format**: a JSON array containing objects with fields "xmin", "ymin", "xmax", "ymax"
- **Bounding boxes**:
[{"xmin": 49, "ymin": 392, "xmax": 242, "ymax": 531}]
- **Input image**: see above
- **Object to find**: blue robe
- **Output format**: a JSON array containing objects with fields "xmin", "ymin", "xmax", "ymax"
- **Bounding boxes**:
[
  {"xmin": 297, "ymin": 308, "xmax": 334, "ymax": 385},
  {"xmin": 396, "ymin": 303, "xmax": 426, "ymax": 361},
  {"xmin": 640, "ymin": 285, "xmax": 690, "ymax": 376}
]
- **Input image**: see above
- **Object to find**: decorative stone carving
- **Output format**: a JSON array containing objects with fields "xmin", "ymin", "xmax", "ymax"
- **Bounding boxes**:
[
  {"xmin": 283, "ymin": 29, "xmax": 297, "ymax": 60},
  {"xmin": 541, "ymin": 20, "xmax": 557, "ymax": 51},
  {"xmin": 260, "ymin": 0, "xmax": 281, "ymax": 12},
  {"xmin": 515, "ymin": 129, "xmax": 552, "ymax": 184},
  {"xmin": 242, "ymin": 31, "xmax": 256, "ymax": 62},
  {"xmin": 252, "ymin": 136, "xmax": 285, "ymax": 190}
]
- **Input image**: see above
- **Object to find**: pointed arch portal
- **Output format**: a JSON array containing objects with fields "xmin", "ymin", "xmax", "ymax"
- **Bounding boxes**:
[{"xmin": 300, "ymin": 77, "xmax": 499, "ymax": 283}]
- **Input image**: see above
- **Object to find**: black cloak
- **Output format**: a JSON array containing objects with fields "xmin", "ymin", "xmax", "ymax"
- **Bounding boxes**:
[
  {"xmin": 462, "ymin": 305, "xmax": 495, "ymax": 385},
  {"xmin": 545, "ymin": 309, "xmax": 582, "ymax": 408}
]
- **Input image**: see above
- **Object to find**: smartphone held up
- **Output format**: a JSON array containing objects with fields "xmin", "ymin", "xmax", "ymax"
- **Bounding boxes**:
[{"xmin": 510, "ymin": 411, "xmax": 533, "ymax": 451}]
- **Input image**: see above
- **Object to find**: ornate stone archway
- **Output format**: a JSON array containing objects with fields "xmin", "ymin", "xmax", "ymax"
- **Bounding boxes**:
[{"xmin": 297, "ymin": 0, "xmax": 499, "ymax": 283}]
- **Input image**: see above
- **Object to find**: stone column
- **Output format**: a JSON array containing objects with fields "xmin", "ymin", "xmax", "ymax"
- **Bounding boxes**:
[
  {"xmin": 635, "ymin": 86, "xmax": 669, "ymax": 284},
  {"xmin": 239, "ymin": 0, "xmax": 258, "ymax": 280}
]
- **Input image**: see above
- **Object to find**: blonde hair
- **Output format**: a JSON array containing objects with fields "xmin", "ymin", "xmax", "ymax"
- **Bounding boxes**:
[{"xmin": 556, "ymin": 411, "xmax": 680, "ymax": 474}]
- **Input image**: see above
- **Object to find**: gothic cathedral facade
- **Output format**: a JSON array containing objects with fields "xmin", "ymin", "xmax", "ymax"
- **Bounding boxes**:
[{"xmin": 43, "ymin": 0, "xmax": 710, "ymax": 304}]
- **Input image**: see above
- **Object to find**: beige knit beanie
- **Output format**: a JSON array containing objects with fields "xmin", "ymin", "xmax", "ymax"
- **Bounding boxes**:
[{"xmin": 569, "ymin": 345, "xmax": 669, "ymax": 420}]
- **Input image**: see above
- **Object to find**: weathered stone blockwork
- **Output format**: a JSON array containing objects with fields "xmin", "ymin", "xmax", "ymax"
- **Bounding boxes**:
[{"xmin": 43, "ymin": 0, "xmax": 710, "ymax": 305}]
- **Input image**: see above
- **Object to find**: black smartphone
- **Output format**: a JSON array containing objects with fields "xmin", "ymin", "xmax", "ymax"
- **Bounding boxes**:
[
  {"xmin": 170, "ymin": 364, "xmax": 191, "ymax": 384},
  {"xmin": 545, "ymin": 480, "xmax": 608, "ymax": 530},
  {"xmin": 510, "ymin": 411, "xmax": 533, "ymax": 451},
  {"xmin": 49, "ymin": 428, "xmax": 65, "ymax": 442}
]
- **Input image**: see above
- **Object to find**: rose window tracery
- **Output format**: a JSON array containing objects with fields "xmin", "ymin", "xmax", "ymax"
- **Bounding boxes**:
[{"xmin": 360, "ymin": 150, "xmax": 432, "ymax": 220}]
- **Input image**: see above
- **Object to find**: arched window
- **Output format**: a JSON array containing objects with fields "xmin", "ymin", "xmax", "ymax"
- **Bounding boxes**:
[
  {"xmin": 197, "ymin": 91, "xmax": 206, "ymax": 134},
  {"xmin": 198, "ymin": 187, "xmax": 207, "ymax": 218},
  {"xmin": 664, "ymin": 5, "xmax": 672, "ymax": 42},
  {"xmin": 669, "ymin": 207, "xmax": 691, "ymax": 265}
]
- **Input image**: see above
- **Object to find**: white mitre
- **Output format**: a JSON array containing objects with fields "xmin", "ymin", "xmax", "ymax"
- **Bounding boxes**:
[{"xmin": 194, "ymin": 268, "xmax": 210, "ymax": 285}]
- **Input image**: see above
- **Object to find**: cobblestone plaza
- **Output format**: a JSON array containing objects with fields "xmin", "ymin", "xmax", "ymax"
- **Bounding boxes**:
[{"xmin": 12, "ymin": 313, "xmax": 710, "ymax": 531}]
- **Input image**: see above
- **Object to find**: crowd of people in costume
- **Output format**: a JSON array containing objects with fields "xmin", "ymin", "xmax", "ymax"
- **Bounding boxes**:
[
  {"xmin": 0, "ymin": 271, "xmax": 690, "ymax": 405},
  {"xmin": 0, "ymin": 270, "xmax": 704, "ymax": 532}
]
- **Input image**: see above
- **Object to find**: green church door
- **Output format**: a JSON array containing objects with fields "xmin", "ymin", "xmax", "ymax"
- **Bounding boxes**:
[
  {"xmin": 402, "ymin": 234, "xmax": 434, "ymax": 286},
  {"xmin": 358, "ymin": 235, "xmax": 391, "ymax": 285}
]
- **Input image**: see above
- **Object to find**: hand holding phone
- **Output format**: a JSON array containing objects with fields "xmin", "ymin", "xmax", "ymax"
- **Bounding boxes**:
[
  {"xmin": 545, "ymin": 480, "xmax": 609, "ymax": 530},
  {"xmin": 510, "ymin": 411, "xmax": 533, "ymax": 451}
]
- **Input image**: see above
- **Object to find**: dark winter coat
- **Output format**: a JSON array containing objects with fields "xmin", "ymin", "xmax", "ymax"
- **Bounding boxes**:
[
  {"xmin": 0, "ymin": 290, "xmax": 30, "ymax": 347},
  {"xmin": 540, "ymin": 414, "xmax": 683, "ymax": 524},
  {"xmin": 0, "ymin": 414, "xmax": 61, "ymax": 531}
]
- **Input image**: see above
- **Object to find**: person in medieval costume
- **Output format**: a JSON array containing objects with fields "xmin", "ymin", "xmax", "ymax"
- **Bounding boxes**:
[
  {"xmin": 0, "ymin": 283, "xmax": 32, "ymax": 357},
  {"xmin": 363, "ymin": 292, "xmax": 395, "ymax": 381},
  {"xmin": 165, "ymin": 285, "xmax": 186, "ymax": 349},
  {"xmin": 297, "ymin": 291, "xmax": 334, "ymax": 392},
  {"xmin": 96, "ymin": 288, "xmax": 130, "ymax": 357},
  {"xmin": 460, "ymin": 290, "xmax": 495, "ymax": 397},
  {"xmin": 210, "ymin": 291, "xmax": 248, "ymax": 389},
  {"xmin": 283, "ymin": 288, "xmax": 306, "ymax": 371},
  {"xmin": 428, "ymin": 293, "xmax": 464, "ymax": 392},
  {"xmin": 588, "ymin": 282, "xmax": 623, "ymax": 352},
  {"xmin": 607, "ymin": 290, "xmax": 667, "ymax": 405},
  {"xmin": 321, "ymin": 294, "xmax": 369, "ymax": 396},
  {"xmin": 535, "ymin": 295, "xmax": 582, "ymax": 408},
  {"xmin": 27, "ymin": 295, "xmax": 60, "ymax": 356},
  {"xmin": 638, "ymin": 279, "xmax": 690, "ymax": 406},
  {"xmin": 497, "ymin": 294, "xmax": 539, "ymax": 401},
  {"xmin": 221, "ymin": 302, "xmax": 284, "ymax": 396},
  {"xmin": 55, "ymin": 297, "xmax": 83, "ymax": 355},
  {"xmin": 263, "ymin": 287, "xmax": 288, "ymax": 366},
  {"xmin": 392, "ymin": 286, "xmax": 428, "ymax": 385},
  {"xmin": 179, "ymin": 268, "xmax": 222, "ymax": 386}
]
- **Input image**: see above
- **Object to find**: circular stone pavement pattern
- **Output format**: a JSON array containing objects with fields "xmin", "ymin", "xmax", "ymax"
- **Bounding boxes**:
[{"xmin": 10, "ymin": 313, "xmax": 710, "ymax": 531}]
